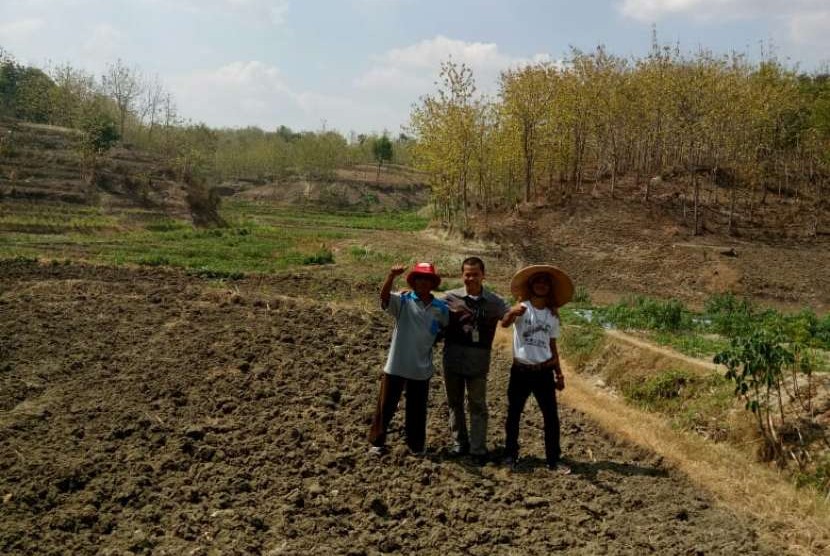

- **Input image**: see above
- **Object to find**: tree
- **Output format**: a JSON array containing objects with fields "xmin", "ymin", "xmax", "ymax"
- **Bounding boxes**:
[
  {"xmin": 410, "ymin": 59, "xmax": 480, "ymax": 224},
  {"xmin": 14, "ymin": 67, "xmax": 55, "ymax": 123},
  {"xmin": 48, "ymin": 63, "xmax": 98, "ymax": 128},
  {"xmin": 102, "ymin": 59, "xmax": 143, "ymax": 139},
  {"xmin": 78, "ymin": 105, "xmax": 119, "ymax": 188},
  {"xmin": 372, "ymin": 134, "xmax": 393, "ymax": 178},
  {"xmin": 500, "ymin": 63, "xmax": 557, "ymax": 202}
]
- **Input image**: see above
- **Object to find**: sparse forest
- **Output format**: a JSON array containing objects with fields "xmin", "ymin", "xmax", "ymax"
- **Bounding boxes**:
[
  {"xmin": 0, "ymin": 47, "xmax": 411, "ymax": 186},
  {"xmin": 408, "ymin": 37, "xmax": 830, "ymax": 238}
]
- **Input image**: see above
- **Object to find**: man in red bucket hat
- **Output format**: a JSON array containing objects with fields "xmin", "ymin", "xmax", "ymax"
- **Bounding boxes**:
[{"xmin": 368, "ymin": 262, "xmax": 449, "ymax": 456}]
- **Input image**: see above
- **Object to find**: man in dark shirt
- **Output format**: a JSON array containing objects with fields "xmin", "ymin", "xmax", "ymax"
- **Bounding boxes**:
[{"xmin": 442, "ymin": 257, "xmax": 510, "ymax": 464}]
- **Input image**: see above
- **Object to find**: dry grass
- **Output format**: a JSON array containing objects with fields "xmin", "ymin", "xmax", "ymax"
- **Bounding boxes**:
[{"xmin": 557, "ymin": 364, "xmax": 830, "ymax": 555}]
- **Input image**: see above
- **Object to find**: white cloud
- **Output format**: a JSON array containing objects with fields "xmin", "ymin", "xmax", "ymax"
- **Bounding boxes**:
[
  {"xmin": 142, "ymin": 0, "xmax": 289, "ymax": 25},
  {"xmin": 790, "ymin": 9, "xmax": 830, "ymax": 49},
  {"xmin": 355, "ymin": 35, "xmax": 554, "ymax": 97},
  {"xmin": 170, "ymin": 60, "xmax": 384, "ymax": 131},
  {"xmin": 619, "ymin": 0, "xmax": 828, "ymax": 22},
  {"xmin": 81, "ymin": 23, "xmax": 124, "ymax": 61},
  {"xmin": 380, "ymin": 35, "xmax": 513, "ymax": 71},
  {"xmin": 619, "ymin": 0, "xmax": 830, "ymax": 64},
  {"xmin": 0, "ymin": 17, "xmax": 45, "ymax": 42}
]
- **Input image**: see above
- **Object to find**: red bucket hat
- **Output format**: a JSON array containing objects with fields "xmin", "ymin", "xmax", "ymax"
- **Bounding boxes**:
[{"xmin": 406, "ymin": 262, "xmax": 441, "ymax": 289}]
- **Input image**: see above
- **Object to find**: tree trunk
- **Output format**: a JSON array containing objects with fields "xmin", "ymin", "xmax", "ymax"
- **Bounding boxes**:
[{"xmin": 693, "ymin": 172, "xmax": 701, "ymax": 236}]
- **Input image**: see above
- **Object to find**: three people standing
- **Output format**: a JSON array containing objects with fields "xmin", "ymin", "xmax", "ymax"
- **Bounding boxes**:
[{"xmin": 368, "ymin": 259, "xmax": 574, "ymax": 473}]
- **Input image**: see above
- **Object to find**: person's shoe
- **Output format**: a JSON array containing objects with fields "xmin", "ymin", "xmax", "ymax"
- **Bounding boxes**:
[
  {"xmin": 408, "ymin": 447, "xmax": 427, "ymax": 457},
  {"xmin": 472, "ymin": 452, "xmax": 489, "ymax": 466},
  {"xmin": 502, "ymin": 455, "xmax": 518, "ymax": 471},
  {"xmin": 368, "ymin": 445, "xmax": 387, "ymax": 457},
  {"xmin": 547, "ymin": 462, "xmax": 572, "ymax": 475}
]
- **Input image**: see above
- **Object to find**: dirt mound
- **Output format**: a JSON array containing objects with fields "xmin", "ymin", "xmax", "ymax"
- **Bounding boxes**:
[
  {"xmin": 0, "ymin": 261, "xmax": 777, "ymax": 554},
  {"xmin": 478, "ymin": 194, "xmax": 830, "ymax": 312},
  {"xmin": 224, "ymin": 165, "xmax": 429, "ymax": 213}
]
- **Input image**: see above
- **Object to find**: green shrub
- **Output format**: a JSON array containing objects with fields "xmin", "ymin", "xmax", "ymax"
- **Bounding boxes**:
[
  {"xmin": 137, "ymin": 255, "xmax": 170, "ymax": 267},
  {"xmin": 624, "ymin": 369, "xmax": 694, "ymax": 407},
  {"xmin": 302, "ymin": 249, "xmax": 334, "ymax": 265},
  {"xmin": 572, "ymin": 285, "xmax": 591, "ymax": 305},
  {"xmin": 559, "ymin": 321, "xmax": 605, "ymax": 364},
  {"xmin": 704, "ymin": 292, "xmax": 756, "ymax": 337},
  {"xmin": 598, "ymin": 296, "xmax": 691, "ymax": 332},
  {"xmin": 795, "ymin": 455, "xmax": 830, "ymax": 497}
]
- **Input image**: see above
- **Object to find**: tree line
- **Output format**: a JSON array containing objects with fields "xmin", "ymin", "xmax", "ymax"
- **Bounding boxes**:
[
  {"xmin": 409, "ymin": 36, "xmax": 830, "ymax": 236},
  {"xmin": 0, "ymin": 47, "xmax": 410, "ymax": 185}
]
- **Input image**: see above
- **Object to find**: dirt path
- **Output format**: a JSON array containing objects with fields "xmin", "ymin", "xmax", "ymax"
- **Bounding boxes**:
[
  {"xmin": 604, "ymin": 329, "xmax": 725, "ymax": 373},
  {"xmin": 0, "ymin": 261, "xmax": 779, "ymax": 554}
]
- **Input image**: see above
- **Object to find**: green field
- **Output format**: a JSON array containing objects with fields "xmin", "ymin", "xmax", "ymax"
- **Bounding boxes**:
[{"xmin": 0, "ymin": 199, "xmax": 429, "ymax": 277}]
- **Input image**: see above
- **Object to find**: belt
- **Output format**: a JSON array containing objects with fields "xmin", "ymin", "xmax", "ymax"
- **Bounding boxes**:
[{"xmin": 512, "ymin": 360, "xmax": 551, "ymax": 371}]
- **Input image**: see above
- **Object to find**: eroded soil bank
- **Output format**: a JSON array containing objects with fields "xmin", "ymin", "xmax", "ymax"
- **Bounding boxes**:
[{"xmin": 1, "ymin": 261, "xmax": 777, "ymax": 554}]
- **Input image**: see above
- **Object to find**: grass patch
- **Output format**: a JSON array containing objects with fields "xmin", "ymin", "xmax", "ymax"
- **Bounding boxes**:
[
  {"xmin": 559, "ymin": 312, "xmax": 606, "ymax": 367},
  {"xmin": 653, "ymin": 331, "xmax": 730, "ymax": 359},
  {"xmin": 221, "ymin": 200, "xmax": 429, "ymax": 231},
  {"xmin": 596, "ymin": 295, "xmax": 693, "ymax": 332},
  {"xmin": 348, "ymin": 245, "xmax": 393, "ymax": 263},
  {"xmin": 620, "ymin": 369, "xmax": 735, "ymax": 433}
]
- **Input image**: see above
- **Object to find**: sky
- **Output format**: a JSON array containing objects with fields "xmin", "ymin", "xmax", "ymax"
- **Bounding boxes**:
[{"xmin": 1, "ymin": 0, "xmax": 828, "ymax": 135}]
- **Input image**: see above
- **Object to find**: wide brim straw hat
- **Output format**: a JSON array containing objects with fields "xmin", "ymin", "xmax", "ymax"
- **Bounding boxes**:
[
  {"xmin": 510, "ymin": 264, "xmax": 574, "ymax": 308},
  {"xmin": 406, "ymin": 262, "xmax": 442, "ymax": 289}
]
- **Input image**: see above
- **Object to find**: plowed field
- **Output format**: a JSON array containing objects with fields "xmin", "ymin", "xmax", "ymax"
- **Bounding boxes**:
[{"xmin": 0, "ymin": 260, "xmax": 777, "ymax": 555}]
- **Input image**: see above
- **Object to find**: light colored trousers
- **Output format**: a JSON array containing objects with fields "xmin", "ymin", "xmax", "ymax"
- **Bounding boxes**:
[{"xmin": 443, "ymin": 370, "xmax": 489, "ymax": 455}]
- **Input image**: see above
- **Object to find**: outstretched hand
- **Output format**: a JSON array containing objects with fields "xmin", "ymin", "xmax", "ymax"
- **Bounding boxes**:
[
  {"xmin": 509, "ymin": 303, "xmax": 527, "ymax": 317},
  {"xmin": 389, "ymin": 264, "xmax": 406, "ymax": 277}
]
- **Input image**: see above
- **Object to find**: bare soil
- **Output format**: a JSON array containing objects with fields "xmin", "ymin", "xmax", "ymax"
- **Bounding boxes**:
[
  {"xmin": 477, "ymin": 191, "xmax": 830, "ymax": 313},
  {"xmin": 1, "ymin": 260, "xmax": 778, "ymax": 554}
]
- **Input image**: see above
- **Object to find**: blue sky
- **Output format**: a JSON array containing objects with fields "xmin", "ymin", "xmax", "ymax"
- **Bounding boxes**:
[{"xmin": 1, "ymin": 0, "xmax": 828, "ymax": 134}]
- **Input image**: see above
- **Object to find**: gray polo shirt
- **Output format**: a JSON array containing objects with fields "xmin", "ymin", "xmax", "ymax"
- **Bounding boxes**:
[
  {"xmin": 442, "ymin": 287, "xmax": 510, "ymax": 376},
  {"xmin": 383, "ymin": 291, "xmax": 449, "ymax": 381}
]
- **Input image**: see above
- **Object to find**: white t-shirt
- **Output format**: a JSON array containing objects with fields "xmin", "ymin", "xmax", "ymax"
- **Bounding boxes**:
[{"xmin": 512, "ymin": 301, "xmax": 560, "ymax": 365}]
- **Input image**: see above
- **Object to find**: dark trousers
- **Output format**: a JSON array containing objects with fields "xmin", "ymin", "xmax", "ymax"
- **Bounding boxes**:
[
  {"xmin": 504, "ymin": 365, "xmax": 561, "ymax": 465},
  {"xmin": 368, "ymin": 373, "xmax": 430, "ymax": 452}
]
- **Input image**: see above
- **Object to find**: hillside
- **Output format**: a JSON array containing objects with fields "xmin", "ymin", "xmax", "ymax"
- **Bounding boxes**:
[
  {"xmin": 0, "ymin": 119, "xmax": 221, "ymax": 228},
  {"xmin": 472, "ymin": 182, "xmax": 830, "ymax": 314},
  {"xmin": 215, "ymin": 164, "xmax": 429, "ymax": 213}
]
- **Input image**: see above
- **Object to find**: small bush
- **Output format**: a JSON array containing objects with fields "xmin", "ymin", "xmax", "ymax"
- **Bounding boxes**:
[
  {"xmin": 704, "ymin": 292, "xmax": 756, "ymax": 337},
  {"xmin": 573, "ymin": 285, "xmax": 591, "ymax": 305},
  {"xmin": 795, "ymin": 455, "xmax": 830, "ymax": 497},
  {"xmin": 137, "ymin": 255, "xmax": 170, "ymax": 267},
  {"xmin": 624, "ymin": 369, "xmax": 694, "ymax": 407},
  {"xmin": 302, "ymin": 249, "xmax": 334, "ymax": 265},
  {"xmin": 599, "ymin": 296, "xmax": 691, "ymax": 332},
  {"xmin": 559, "ymin": 321, "xmax": 605, "ymax": 365}
]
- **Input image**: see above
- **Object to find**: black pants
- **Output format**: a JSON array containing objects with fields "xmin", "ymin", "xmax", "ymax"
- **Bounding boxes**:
[
  {"xmin": 368, "ymin": 373, "xmax": 430, "ymax": 452},
  {"xmin": 504, "ymin": 364, "xmax": 561, "ymax": 465}
]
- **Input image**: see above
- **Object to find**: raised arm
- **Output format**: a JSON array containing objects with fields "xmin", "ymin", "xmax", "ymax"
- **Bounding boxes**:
[
  {"xmin": 380, "ymin": 264, "xmax": 407, "ymax": 306},
  {"xmin": 499, "ymin": 303, "xmax": 526, "ymax": 327}
]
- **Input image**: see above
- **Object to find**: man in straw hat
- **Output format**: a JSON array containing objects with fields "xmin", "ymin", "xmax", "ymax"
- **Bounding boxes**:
[
  {"xmin": 499, "ymin": 264, "xmax": 574, "ymax": 474},
  {"xmin": 368, "ymin": 262, "xmax": 449, "ymax": 456}
]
